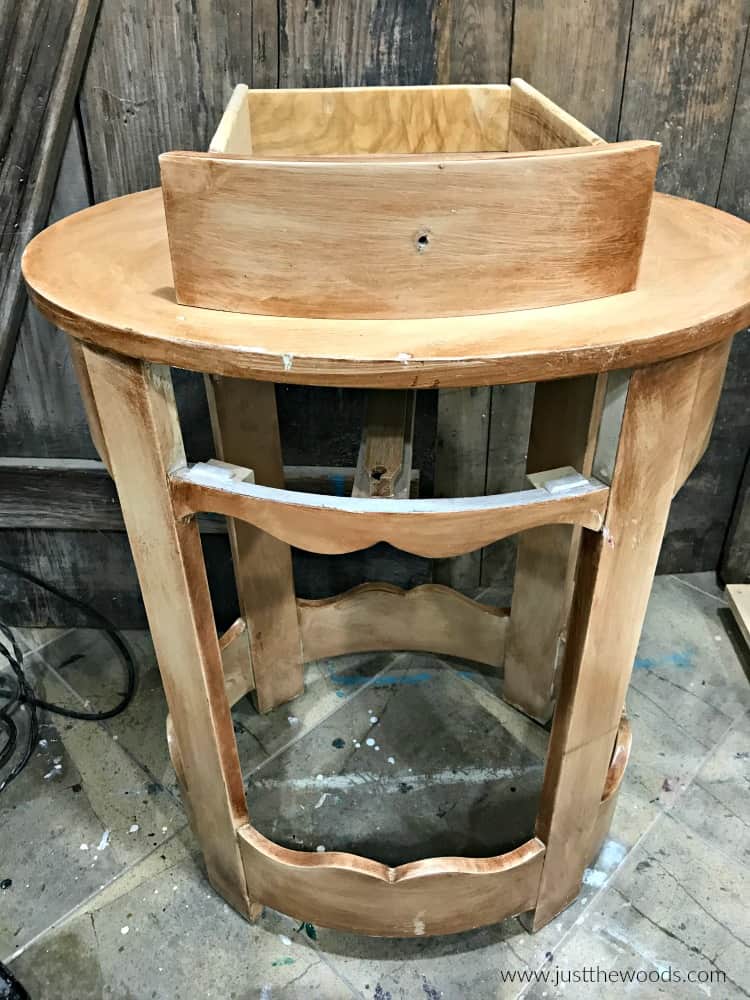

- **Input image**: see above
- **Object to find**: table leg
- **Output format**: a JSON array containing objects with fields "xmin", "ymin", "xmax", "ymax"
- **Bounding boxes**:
[
  {"xmin": 504, "ymin": 374, "xmax": 606, "ymax": 721},
  {"xmin": 83, "ymin": 346, "xmax": 257, "ymax": 919},
  {"xmin": 528, "ymin": 350, "xmax": 704, "ymax": 930},
  {"xmin": 206, "ymin": 375, "xmax": 304, "ymax": 713}
]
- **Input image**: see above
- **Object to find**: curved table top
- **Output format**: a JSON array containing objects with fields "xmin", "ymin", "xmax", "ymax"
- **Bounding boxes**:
[{"xmin": 22, "ymin": 187, "xmax": 750, "ymax": 388}]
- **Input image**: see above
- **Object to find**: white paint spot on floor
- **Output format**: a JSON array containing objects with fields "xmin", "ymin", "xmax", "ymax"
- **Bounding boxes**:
[
  {"xmin": 583, "ymin": 868, "xmax": 607, "ymax": 888},
  {"xmin": 369, "ymin": 715, "xmax": 378, "ymax": 724},
  {"xmin": 287, "ymin": 716, "xmax": 299, "ymax": 726},
  {"xmin": 96, "ymin": 830, "xmax": 110, "ymax": 851},
  {"xmin": 279, "ymin": 934, "xmax": 292, "ymax": 947},
  {"xmin": 129, "ymin": 823, "xmax": 140, "ymax": 834},
  {"xmin": 314, "ymin": 793, "xmax": 328, "ymax": 809},
  {"xmin": 260, "ymin": 986, "xmax": 272, "ymax": 1000},
  {"xmin": 597, "ymin": 839, "xmax": 627, "ymax": 869},
  {"xmin": 387, "ymin": 756, "xmax": 395, "ymax": 764},
  {"xmin": 374, "ymin": 745, "xmax": 380, "ymax": 751},
  {"xmin": 120, "ymin": 926, "xmax": 129, "ymax": 935},
  {"xmin": 365, "ymin": 737, "xmax": 376, "ymax": 747},
  {"xmin": 316, "ymin": 845, "xmax": 326, "ymax": 852},
  {"xmin": 80, "ymin": 843, "xmax": 89, "ymax": 851},
  {"xmin": 395, "ymin": 352, "xmax": 412, "ymax": 362}
]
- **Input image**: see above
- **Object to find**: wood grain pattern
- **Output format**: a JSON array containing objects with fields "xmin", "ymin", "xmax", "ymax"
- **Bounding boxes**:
[
  {"xmin": 0, "ymin": 0, "xmax": 101, "ymax": 391},
  {"xmin": 171, "ymin": 462, "xmax": 608, "ymax": 558},
  {"xmin": 24, "ymin": 189, "xmax": 749, "ymax": 388},
  {"xmin": 82, "ymin": 346, "xmax": 254, "ymax": 918},
  {"xmin": 205, "ymin": 376, "xmax": 304, "ymax": 713},
  {"xmin": 239, "ymin": 826, "xmax": 545, "ymax": 936},
  {"xmin": 78, "ymin": 0, "xmax": 261, "ymax": 200},
  {"xmin": 234, "ymin": 85, "xmax": 511, "ymax": 155},
  {"xmin": 433, "ymin": 386, "xmax": 492, "ymax": 591},
  {"xmin": 529, "ymin": 350, "xmax": 706, "ymax": 930},
  {"xmin": 435, "ymin": 0, "xmax": 512, "ymax": 84},
  {"xmin": 218, "ymin": 617, "xmax": 254, "ymax": 705},
  {"xmin": 511, "ymin": 0, "xmax": 633, "ymax": 139},
  {"xmin": 0, "ymin": 121, "xmax": 95, "ymax": 458},
  {"xmin": 507, "ymin": 78, "xmax": 603, "ymax": 152},
  {"xmin": 352, "ymin": 390, "xmax": 415, "ymax": 499},
  {"xmin": 279, "ymin": 0, "xmax": 440, "ymax": 89},
  {"xmin": 619, "ymin": 0, "xmax": 748, "ymax": 202},
  {"xmin": 160, "ymin": 140, "xmax": 657, "ymax": 320},
  {"xmin": 298, "ymin": 582, "xmax": 508, "ymax": 666},
  {"xmin": 675, "ymin": 338, "xmax": 733, "ymax": 492}
]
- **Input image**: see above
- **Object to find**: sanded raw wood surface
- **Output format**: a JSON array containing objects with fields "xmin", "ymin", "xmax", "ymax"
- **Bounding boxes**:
[
  {"xmin": 504, "ymin": 374, "xmax": 606, "ymax": 721},
  {"xmin": 529, "ymin": 349, "xmax": 707, "ymax": 930},
  {"xmin": 22, "ymin": 191, "xmax": 750, "ymax": 387},
  {"xmin": 212, "ymin": 84, "xmax": 511, "ymax": 156},
  {"xmin": 507, "ymin": 78, "xmax": 603, "ymax": 152},
  {"xmin": 206, "ymin": 376, "xmax": 303, "ymax": 712},
  {"xmin": 82, "ymin": 347, "xmax": 255, "ymax": 919},
  {"xmin": 160, "ymin": 141, "xmax": 657, "ymax": 319},
  {"xmin": 675, "ymin": 338, "xmax": 734, "ymax": 492},
  {"xmin": 171, "ymin": 463, "xmax": 608, "ymax": 558},
  {"xmin": 298, "ymin": 583, "xmax": 508, "ymax": 666},
  {"xmin": 239, "ymin": 826, "xmax": 545, "ymax": 936},
  {"xmin": 209, "ymin": 84, "xmax": 253, "ymax": 154},
  {"xmin": 218, "ymin": 618, "xmax": 254, "ymax": 705}
]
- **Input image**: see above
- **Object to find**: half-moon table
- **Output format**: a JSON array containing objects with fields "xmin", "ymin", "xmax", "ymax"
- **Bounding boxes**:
[{"xmin": 22, "ymin": 187, "xmax": 750, "ymax": 936}]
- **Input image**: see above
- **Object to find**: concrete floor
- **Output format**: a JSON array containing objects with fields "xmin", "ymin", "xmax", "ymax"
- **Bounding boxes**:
[{"xmin": 1, "ymin": 572, "xmax": 748, "ymax": 999}]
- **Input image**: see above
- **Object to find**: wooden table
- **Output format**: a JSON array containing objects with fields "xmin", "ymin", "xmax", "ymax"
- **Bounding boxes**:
[{"xmin": 22, "ymin": 188, "xmax": 750, "ymax": 936}]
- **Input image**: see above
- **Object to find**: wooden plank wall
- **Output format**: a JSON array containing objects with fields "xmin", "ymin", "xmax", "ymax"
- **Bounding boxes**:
[{"xmin": 1, "ymin": 0, "xmax": 749, "ymax": 625}]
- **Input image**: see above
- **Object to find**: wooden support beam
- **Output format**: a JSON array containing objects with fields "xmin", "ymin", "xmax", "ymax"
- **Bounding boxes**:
[
  {"xmin": 205, "ymin": 376, "xmax": 303, "ymax": 713},
  {"xmin": 352, "ymin": 390, "xmax": 416, "ymax": 499},
  {"xmin": 503, "ymin": 375, "xmax": 607, "ymax": 722}
]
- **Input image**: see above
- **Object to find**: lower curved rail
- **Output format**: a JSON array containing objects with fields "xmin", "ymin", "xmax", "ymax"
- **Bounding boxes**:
[
  {"xmin": 238, "ymin": 827, "xmax": 545, "ymax": 937},
  {"xmin": 166, "ymin": 676, "xmax": 632, "ymax": 936}
]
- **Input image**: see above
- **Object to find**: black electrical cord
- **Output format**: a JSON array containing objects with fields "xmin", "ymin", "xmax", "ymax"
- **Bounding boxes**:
[{"xmin": 0, "ymin": 558, "xmax": 137, "ymax": 795}]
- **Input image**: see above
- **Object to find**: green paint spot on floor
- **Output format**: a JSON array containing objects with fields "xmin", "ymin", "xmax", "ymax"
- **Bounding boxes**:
[{"xmin": 271, "ymin": 956, "xmax": 295, "ymax": 967}]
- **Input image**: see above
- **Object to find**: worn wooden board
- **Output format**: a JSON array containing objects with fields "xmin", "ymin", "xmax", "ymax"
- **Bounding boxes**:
[
  {"xmin": 619, "ymin": 0, "xmax": 748, "ymax": 201},
  {"xmin": 280, "ymin": 0, "xmax": 441, "ymax": 87},
  {"xmin": 78, "ymin": 1, "xmax": 264, "ymax": 200},
  {"xmin": 719, "ymin": 38, "xmax": 750, "ymax": 585},
  {"xmin": 0, "ymin": 120, "xmax": 95, "ymax": 458},
  {"xmin": 0, "ymin": 0, "xmax": 101, "ymax": 393},
  {"xmin": 723, "ymin": 458, "xmax": 750, "ymax": 584},
  {"xmin": 619, "ymin": 0, "xmax": 750, "ymax": 574},
  {"xmin": 511, "ymin": 0, "xmax": 632, "ymax": 138}
]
